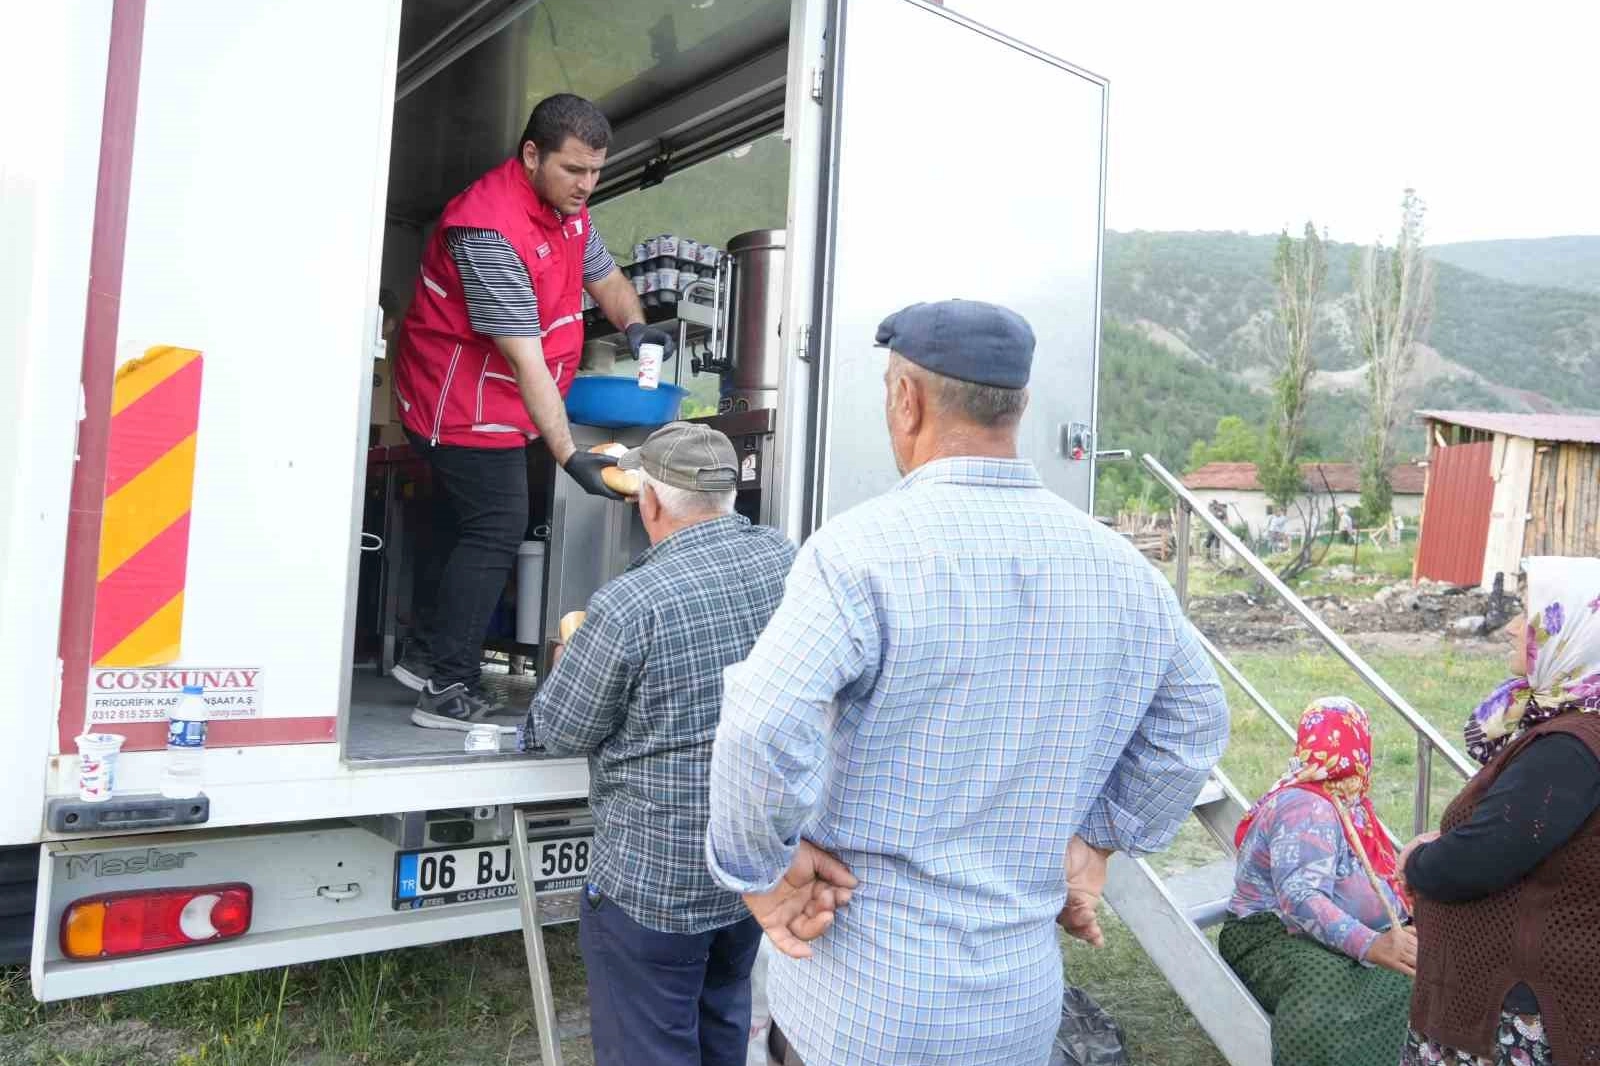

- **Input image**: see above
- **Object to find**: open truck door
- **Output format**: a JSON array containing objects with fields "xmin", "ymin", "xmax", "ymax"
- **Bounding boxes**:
[{"xmin": 793, "ymin": 0, "xmax": 1107, "ymax": 533}]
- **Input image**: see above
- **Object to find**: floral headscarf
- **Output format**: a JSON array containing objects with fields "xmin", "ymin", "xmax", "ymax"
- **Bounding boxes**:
[
  {"xmin": 1235, "ymin": 696, "xmax": 1402, "ymax": 899},
  {"xmin": 1465, "ymin": 556, "xmax": 1600, "ymax": 765}
]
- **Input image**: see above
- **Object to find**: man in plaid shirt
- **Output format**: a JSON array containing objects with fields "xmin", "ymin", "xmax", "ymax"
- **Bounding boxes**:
[
  {"xmin": 707, "ymin": 300, "xmax": 1230, "ymax": 1065},
  {"xmin": 528, "ymin": 421, "xmax": 795, "ymax": 1066}
]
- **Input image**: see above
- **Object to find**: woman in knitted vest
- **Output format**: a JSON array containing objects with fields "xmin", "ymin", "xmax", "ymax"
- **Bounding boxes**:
[
  {"xmin": 1400, "ymin": 556, "xmax": 1600, "ymax": 1066},
  {"xmin": 1220, "ymin": 697, "xmax": 1416, "ymax": 1066}
]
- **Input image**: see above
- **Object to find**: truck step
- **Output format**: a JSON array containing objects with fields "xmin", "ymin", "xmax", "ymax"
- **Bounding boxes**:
[{"xmin": 1161, "ymin": 859, "xmax": 1237, "ymax": 929}]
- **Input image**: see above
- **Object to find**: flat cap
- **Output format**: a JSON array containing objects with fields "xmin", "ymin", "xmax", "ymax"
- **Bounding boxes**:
[
  {"xmin": 874, "ymin": 299, "xmax": 1035, "ymax": 389},
  {"xmin": 617, "ymin": 421, "xmax": 739, "ymax": 492}
]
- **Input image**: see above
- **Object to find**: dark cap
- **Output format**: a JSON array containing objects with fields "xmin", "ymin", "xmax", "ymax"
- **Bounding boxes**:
[
  {"xmin": 617, "ymin": 421, "xmax": 738, "ymax": 492},
  {"xmin": 874, "ymin": 299, "xmax": 1035, "ymax": 389}
]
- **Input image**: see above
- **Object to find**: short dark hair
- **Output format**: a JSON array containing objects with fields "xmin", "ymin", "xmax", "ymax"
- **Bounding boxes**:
[{"xmin": 520, "ymin": 93, "xmax": 611, "ymax": 157}]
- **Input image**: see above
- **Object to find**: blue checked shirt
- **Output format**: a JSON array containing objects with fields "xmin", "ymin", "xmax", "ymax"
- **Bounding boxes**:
[
  {"xmin": 530, "ymin": 514, "xmax": 795, "ymax": 934},
  {"xmin": 706, "ymin": 458, "xmax": 1229, "ymax": 1064}
]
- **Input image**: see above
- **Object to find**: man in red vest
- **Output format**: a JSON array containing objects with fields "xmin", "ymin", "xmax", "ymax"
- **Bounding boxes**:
[{"xmin": 392, "ymin": 93, "xmax": 673, "ymax": 730}]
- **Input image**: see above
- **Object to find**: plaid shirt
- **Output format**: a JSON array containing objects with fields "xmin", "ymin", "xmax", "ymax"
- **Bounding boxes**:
[
  {"xmin": 706, "ymin": 457, "xmax": 1229, "ymax": 1065},
  {"xmin": 530, "ymin": 514, "xmax": 795, "ymax": 934}
]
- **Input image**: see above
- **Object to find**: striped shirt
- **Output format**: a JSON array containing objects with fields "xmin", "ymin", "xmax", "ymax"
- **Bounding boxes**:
[
  {"xmin": 706, "ymin": 457, "xmax": 1230, "ymax": 1065},
  {"xmin": 445, "ymin": 224, "xmax": 617, "ymax": 337}
]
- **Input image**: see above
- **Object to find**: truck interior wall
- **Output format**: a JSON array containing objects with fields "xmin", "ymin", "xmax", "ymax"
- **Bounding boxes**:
[
  {"xmin": 380, "ymin": 222, "xmax": 425, "ymax": 321},
  {"xmin": 0, "ymin": 3, "xmax": 114, "ymax": 846}
]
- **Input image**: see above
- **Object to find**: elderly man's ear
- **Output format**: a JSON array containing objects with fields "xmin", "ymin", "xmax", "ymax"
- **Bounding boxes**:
[{"xmin": 885, "ymin": 361, "xmax": 925, "ymax": 437}]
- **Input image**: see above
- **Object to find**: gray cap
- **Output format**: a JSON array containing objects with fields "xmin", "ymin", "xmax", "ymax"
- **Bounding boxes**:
[
  {"xmin": 874, "ymin": 299, "xmax": 1035, "ymax": 389},
  {"xmin": 618, "ymin": 421, "xmax": 738, "ymax": 492}
]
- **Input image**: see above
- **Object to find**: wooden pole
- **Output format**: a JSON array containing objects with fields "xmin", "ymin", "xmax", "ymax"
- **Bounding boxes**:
[{"xmin": 1531, "ymin": 449, "xmax": 1549, "ymax": 554}]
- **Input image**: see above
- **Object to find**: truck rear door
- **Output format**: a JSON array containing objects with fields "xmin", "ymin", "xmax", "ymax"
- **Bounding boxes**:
[
  {"xmin": 801, "ymin": 0, "xmax": 1107, "ymax": 530},
  {"xmin": 47, "ymin": 0, "xmax": 405, "ymax": 815}
]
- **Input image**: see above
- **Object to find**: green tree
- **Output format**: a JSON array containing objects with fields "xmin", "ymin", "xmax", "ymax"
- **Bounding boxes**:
[
  {"xmin": 1353, "ymin": 189, "xmax": 1435, "ymax": 521},
  {"xmin": 1259, "ymin": 222, "xmax": 1326, "ymax": 506},
  {"xmin": 1186, "ymin": 415, "xmax": 1262, "ymax": 470}
]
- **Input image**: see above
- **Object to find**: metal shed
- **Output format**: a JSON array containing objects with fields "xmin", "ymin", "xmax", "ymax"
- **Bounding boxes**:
[{"xmin": 1414, "ymin": 410, "xmax": 1600, "ymax": 588}]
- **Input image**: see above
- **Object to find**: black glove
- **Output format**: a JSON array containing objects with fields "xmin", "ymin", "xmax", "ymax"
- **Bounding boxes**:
[
  {"xmin": 626, "ymin": 322, "xmax": 677, "ymax": 363},
  {"xmin": 562, "ymin": 449, "xmax": 623, "ymax": 500}
]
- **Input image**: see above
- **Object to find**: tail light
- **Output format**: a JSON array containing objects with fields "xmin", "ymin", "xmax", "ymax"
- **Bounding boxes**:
[{"xmin": 61, "ymin": 883, "xmax": 252, "ymax": 960}]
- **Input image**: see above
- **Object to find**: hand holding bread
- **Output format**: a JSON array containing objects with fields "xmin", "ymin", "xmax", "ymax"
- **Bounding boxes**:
[
  {"xmin": 590, "ymin": 443, "xmax": 641, "ymax": 499},
  {"xmin": 558, "ymin": 610, "xmax": 586, "ymax": 644}
]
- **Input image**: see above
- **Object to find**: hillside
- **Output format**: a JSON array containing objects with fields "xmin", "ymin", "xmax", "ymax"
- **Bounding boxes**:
[
  {"xmin": 1094, "ymin": 229, "xmax": 1600, "ymax": 511},
  {"xmin": 1431, "ymin": 236, "xmax": 1600, "ymax": 294},
  {"xmin": 1103, "ymin": 230, "xmax": 1600, "ymax": 407},
  {"xmin": 1094, "ymin": 321, "xmax": 1266, "ymax": 508}
]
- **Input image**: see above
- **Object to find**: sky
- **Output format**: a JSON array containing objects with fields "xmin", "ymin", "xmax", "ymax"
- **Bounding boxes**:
[{"xmin": 962, "ymin": 0, "xmax": 1600, "ymax": 245}]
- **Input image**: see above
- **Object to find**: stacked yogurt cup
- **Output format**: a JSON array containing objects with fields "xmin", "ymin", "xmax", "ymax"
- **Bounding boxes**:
[{"xmin": 625, "ymin": 235, "xmax": 722, "ymax": 310}]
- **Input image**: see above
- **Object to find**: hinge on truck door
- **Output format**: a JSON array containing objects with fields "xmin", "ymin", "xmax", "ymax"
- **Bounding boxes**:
[
  {"xmin": 797, "ymin": 324, "xmax": 814, "ymax": 363},
  {"xmin": 810, "ymin": 54, "xmax": 826, "ymax": 102}
]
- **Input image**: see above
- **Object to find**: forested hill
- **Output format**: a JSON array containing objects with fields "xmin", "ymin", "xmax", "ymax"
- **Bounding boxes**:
[
  {"xmin": 1093, "ymin": 229, "xmax": 1600, "ymax": 511},
  {"xmin": 1430, "ymin": 236, "xmax": 1600, "ymax": 294},
  {"xmin": 1102, "ymin": 230, "xmax": 1600, "ymax": 405}
]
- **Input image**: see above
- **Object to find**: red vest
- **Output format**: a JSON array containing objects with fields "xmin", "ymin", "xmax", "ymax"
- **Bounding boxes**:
[{"xmin": 393, "ymin": 157, "xmax": 589, "ymax": 448}]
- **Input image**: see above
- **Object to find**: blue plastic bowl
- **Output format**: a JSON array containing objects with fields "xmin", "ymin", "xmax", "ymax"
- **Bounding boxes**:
[{"xmin": 564, "ymin": 376, "xmax": 688, "ymax": 429}]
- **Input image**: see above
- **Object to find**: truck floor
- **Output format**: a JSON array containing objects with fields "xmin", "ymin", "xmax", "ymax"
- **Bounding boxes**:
[{"xmin": 346, "ymin": 665, "xmax": 537, "ymax": 764}]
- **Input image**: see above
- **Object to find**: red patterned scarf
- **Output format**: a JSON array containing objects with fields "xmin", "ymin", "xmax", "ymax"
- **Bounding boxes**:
[{"xmin": 1235, "ymin": 697, "xmax": 1402, "ymax": 899}]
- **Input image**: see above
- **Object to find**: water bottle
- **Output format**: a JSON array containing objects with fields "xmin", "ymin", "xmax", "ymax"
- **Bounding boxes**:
[{"xmin": 162, "ymin": 685, "xmax": 208, "ymax": 798}]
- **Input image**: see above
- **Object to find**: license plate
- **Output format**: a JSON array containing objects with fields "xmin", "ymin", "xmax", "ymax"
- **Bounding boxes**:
[{"xmin": 392, "ymin": 833, "xmax": 592, "ymax": 910}]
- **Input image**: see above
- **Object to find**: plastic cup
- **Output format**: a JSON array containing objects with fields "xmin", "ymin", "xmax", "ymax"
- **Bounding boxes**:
[
  {"xmin": 637, "ymin": 343, "xmax": 664, "ymax": 390},
  {"xmin": 76, "ymin": 733, "xmax": 126, "ymax": 802},
  {"xmin": 464, "ymin": 724, "xmax": 501, "ymax": 754}
]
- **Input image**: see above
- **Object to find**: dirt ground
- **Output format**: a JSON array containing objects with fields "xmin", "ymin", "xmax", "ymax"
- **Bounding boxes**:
[{"xmin": 1187, "ymin": 572, "xmax": 1520, "ymax": 652}]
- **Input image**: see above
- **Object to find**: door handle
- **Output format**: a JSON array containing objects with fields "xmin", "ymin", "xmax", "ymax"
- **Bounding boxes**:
[
  {"xmin": 1060, "ymin": 422, "xmax": 1093, "ymax": 460},
  {"xmin": 317, "ymin": 883, "xmax": 363, "ymax": 903}
]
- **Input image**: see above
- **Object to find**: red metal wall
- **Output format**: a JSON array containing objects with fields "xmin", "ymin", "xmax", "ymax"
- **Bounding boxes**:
[{"xmin": 1415, "ymin": 441, "xmax": 1495, "ymax": 586}]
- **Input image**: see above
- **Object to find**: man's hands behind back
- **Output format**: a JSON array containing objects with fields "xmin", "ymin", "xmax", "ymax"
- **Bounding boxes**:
[
  {"xmin": 1058, "ymin": 835, "xmax": 1111, "ymax": 947},
  {"xmin": 742, "ymin": 840, "xmax": 858, "ymax": 960}
]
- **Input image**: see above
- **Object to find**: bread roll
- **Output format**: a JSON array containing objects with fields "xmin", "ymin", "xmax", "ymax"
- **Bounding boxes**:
[
  {"xmin": 602, "ymin": 465, "xmax": 642, "ymax": 498},
  {"xmin": 558, "ymin": 610, "xmax": 586, "ymax": 643},
  {"xmin": 590, "ymin": 442, "xmax": 628, "ymax": 459}
]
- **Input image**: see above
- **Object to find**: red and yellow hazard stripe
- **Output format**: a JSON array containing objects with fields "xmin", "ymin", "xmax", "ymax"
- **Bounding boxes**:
[{"xmin": 91, "ymin": 346, "xmax": 203, "ymax": 666}]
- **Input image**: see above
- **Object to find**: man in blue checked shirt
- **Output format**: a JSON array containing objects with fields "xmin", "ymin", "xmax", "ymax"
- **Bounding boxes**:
[
  {"xmin": 705, "ymin": 300, "xmax": 1230, "ymax": 1066},
  {"xmin": 528, "ymin": 421, "xmax": 795, "ymax": 1066}
]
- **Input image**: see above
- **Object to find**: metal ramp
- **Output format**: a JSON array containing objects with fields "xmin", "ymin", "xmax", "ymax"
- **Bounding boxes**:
[
  {"xmin": 1104, "ymin": 771, "xmax": 1271, "ymax": 1066},
  {"xmin": 1097, "ymin": 455, "xmax": 1483, "ymax": 1066},
  {"xmin": 509, "ymin": 805, "xmax": 587, "ymax": 1066}
]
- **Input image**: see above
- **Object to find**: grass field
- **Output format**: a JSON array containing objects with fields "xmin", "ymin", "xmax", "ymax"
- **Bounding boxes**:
[
  {"xmin": 1168, "ymin": 539, "xmax": 1418, "ymax": 601},
  {"xmin": 1, "ymin": 642, "xmax": 1506, "ymax": 1065}
]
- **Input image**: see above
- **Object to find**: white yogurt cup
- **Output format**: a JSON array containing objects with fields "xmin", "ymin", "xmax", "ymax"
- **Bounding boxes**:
[{"xmin": 76, "ymin": 732, "xmax": 126, "ymax": 802}]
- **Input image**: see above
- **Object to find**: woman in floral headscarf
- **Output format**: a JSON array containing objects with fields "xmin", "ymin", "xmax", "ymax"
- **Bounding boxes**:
[
  {"xmin": 1400, "ymin": 557, "xmax": 1600, "ymax": 1066},
  {"xmin": 1219, "ymin": 697, "xmax": 1416, "ymax": 1066}
]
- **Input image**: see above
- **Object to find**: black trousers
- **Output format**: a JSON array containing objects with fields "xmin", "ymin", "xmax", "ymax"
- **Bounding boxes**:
[{"xmin": 406, "ymin": 431, "xmax": 528, "ymax": 688}]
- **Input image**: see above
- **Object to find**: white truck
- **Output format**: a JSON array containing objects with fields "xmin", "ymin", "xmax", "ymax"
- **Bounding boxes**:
[{"xmin": 3, "ymin": 0, "xmax": 1106, "ymax": 1000}]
